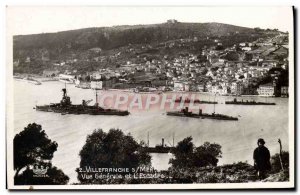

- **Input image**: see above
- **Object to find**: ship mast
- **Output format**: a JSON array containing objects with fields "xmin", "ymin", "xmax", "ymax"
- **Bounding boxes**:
[
  {"xmin": 172, "ymin": 132, "xmax": 175, "ymax": 147},
  {"xmin": 147, "ymin": 131, "xmax": 150, "ymax": 147},
  {"xmin": 95, "ymin": 89, "xmax": 98, "ymax": 107},
  {"xmin": 65, "ymin": 82, "xmax": 67, "ymax": 96},
  {"xmin": 213, "ymin": 94, "xmax": 216, "ymax": 113}
]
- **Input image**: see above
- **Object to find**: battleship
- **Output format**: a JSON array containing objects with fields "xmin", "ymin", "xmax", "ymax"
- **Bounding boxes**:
[
  {"xmin": 167, "ymin": 107, "xmax": 238, "ymax": 121},
  {"xmin": 34, "ymin": 85, "xmax": 130, "ymax": 116},
  {"xmin": 174, "ymin": 97, "xmax": 218, "ymax": 104},
  {"xmin": 225, "ymin": 98, "xmax": 276, "ymax": 105}
]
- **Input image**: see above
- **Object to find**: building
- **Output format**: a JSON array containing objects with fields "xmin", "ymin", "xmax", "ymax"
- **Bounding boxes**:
[
  {"xmin": 231, "ymin": 82, "xmax": 243, "ymax": 95},
  {"xmin": 25, "ymin": 57, "xmax": 31, "ymax": 63},
  {"xmin": 174, "ymin": 81, "xmax": 190, "ymax": 91},
  {"xmin": 91, "ymin": 72, "xmax": 102, "ymax": 80},
  {"xmin": 242, "ymin": 47, "xmax": 252, "ymax": 51},
  {"xmin": 43, "ymin": 70, "xmax": 60, "ymax": 77},
  {"xmin": 281, "ymin": 86, "xmax": 289, "ymax": 97},
  {"xmin": 167, "ymin": 19, "xmax": 178, "ymax": 24},
  {"xmin": 197, "ymin": 84, "xmax": 205, "ymax": 92},
  {"xmin": 58, "ymin": 74, "xmax": 76, "ymax": 83},
  {"xmin": 257, "ymin": 83, "xmax": 275, "ymax": 96},
  {"xmin": 91, "ymin": 81, "xmax": 103, "ymax": 90}
]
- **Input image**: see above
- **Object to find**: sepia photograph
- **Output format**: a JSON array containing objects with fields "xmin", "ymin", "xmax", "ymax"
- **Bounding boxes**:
[{"xmin": 5, "ymin": 6, "xmax": 295, "ymax": 190}]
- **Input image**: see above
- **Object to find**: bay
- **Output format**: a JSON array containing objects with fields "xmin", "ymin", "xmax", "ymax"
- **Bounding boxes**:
[{"xmin": 13, "ymin": 80, "xmax": 289, "ymax": 184}]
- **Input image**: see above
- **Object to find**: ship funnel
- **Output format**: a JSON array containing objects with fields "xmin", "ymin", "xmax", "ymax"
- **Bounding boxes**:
[
  {"xmin": 62, "ymin": 88, "xmax": 67, "ymax": 97},
  {"xmin": 199, "ymin": 109, "xmax": 202, "ymax": 116},
  {"xmin": 162, "ymin": 138, "xmax": 165, "ymax": 147}
]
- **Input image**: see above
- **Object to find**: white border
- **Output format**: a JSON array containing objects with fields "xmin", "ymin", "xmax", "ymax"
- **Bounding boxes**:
[{"xmin": 4, "ymin": 4, "xmax": 296, "ymax": 191}]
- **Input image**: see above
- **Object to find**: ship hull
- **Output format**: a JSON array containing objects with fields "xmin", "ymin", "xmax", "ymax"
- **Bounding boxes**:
[
  {"xmin": 166, "ymin": 112, "xmax": 238, "ymax": 121},
  {"xmin": 174, "ymin": 100, "xmax": 217, "ymax": 104},
  {"xmin": 35, "ymin": 105, "xmax": 129, "ymax": 116},
  {"xmin": 225, "ymin": 102, "xmax": 275, "ymax": 105}
]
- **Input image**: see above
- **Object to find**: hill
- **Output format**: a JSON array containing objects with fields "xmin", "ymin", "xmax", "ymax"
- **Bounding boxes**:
[
  {"xmin": 12, "ymin": 21, "xmax": 274, "ymax": 74},
  {"xmin": 14, "ymin": 22, "xmax": 254, "ymax": 51}
]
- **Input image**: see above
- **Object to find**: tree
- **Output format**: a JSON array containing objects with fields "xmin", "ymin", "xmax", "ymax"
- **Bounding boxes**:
[
  {"xmin": 13, "ymin": 123, "xmax": 69, "ymax": 185},
  {"xmin": 170, "ymin": 137, "xmax": 222, "ymax": 169},
  {"xmin": 77, "ymin": 129, "xmax": 151, "ymax": 184},
  {"xmin": 15, "ymin": 163, "xmax": 69, "ymax": 185},
  {"xmin": 224, "ymin": 51, "xmax": 239, "ymax": 61},
  {"xmin": 193, "ymin": 142, "xmax": 222, "ymax": 167},
  {"xmin": 215, "ymin": 45, "xmax": 224, "ymax": 50},
  {"xmin": 254, "ymin": 27, "xmax": 262, "ymax": 32},
  {"xmin": 169, "ymin": 137, "xmax": 194, "ymax": 168},
  {"xmin": 14, "ymin": 123, "xmax": 57, "ymax": 177},
  {"xmin": 197, "ymin": 54, "xmax": 208, "ymax": 63},
  {"xmin": 271, "ymin": 151, "xmax": 289, "ymax": 173}
]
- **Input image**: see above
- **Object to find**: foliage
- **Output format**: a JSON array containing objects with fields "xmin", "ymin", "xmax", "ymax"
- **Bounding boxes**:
[
  {"xmin": 15, "ymin": 163, "xmax": 69, "ymax": 185},
  {"xmin": 14, "ymin": 123, "xmax": 57, "ymax": 174},
  {"xmin": 77, "ymin": 128, "xmax": 151, "ymax": 184},
  {"xmin": 270, "ymin": 151, "xmax": 289, "ymax": 173},
  {"xmin": 13, "ymin": 123, "xmax": 69, "ymax": 185},
  {"xmin": 193, "ymin": 142, "xmax": 222, "ymax": 167},
  {"xmin": 215, "ymin": 45, "xmax": 224, "ymax": 50},
  {"xmin": 169, "ymin": 137, "xmax": 194, "ymax": 168},
  {"xmin": 223, "ymin": 51, "xmax": 239, "ymax": 61},
  {"xmin": 169, "ymin": 137, "xmax": 222, "ymax": 169},
  {"xmin": 168, "ymin": 162, "xmax": 257, "ymax": 183}
]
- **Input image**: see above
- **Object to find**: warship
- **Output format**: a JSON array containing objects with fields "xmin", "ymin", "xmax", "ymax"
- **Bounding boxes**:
[
  {"xmin": 225, "ymin": 98, "xmax": 276, "ymax": 105},
  {"xmin": 35, "ymin": 85, "xmax": 130, "ymax": 116},
  {"xmin": 174, "ymin": 97, "xmax": 218, "ymax": 104},
  {"xmin": 167, "ymin": 107, "xmax": 238, "ymax": 121}
]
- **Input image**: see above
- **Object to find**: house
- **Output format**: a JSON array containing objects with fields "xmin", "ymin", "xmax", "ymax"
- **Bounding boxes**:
[
  {"xmin": 43, "ymin": 70, "xmax": 60, "ymax": 77},
  {"xmin": 257, "ymin": 83, "xmax": 275, "ymax": 96},
  {"xmin": 25, "ymin": 57, "xmax": 31, "ymax": 63},
  {"xmin": 197, "ymin": 84, "xmax": 205, "ymax": 92},
  {"xmin": 58, "ymin": 74, "xmax": 76, "ymax": 83},
  {"xmin": 174, "ymin": 81, "xmax": 190, "ymax": 91},
  {"xmin": 91, "ymin": 72, "xmax": 102, "ymax": 80},
  {"xmin": 242, "ymin": 47, "xmax": 252, "ymax": 51},
  {"xmin": 262, "ymin": 60, "xmax": 279, "ymax": 68},
  {"xmin": 13, "ymin": 60, "xmax": 19, "ymax": 67},
  {"xmin": 231, "ymin": 82, "xmax": 243, "ymax": 95},
  {"xmin": 91, "ymin": 81, "xmax": 103, "ymax": 90},
  {"xmin": 167, "ymin": 19, "xmax": 178, "ymax": 24}
]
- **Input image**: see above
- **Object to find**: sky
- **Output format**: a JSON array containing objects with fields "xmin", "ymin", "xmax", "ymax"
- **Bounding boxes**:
[{"xmin": 6, "ymin": 6, "xmax": 293, "ymax": 35}]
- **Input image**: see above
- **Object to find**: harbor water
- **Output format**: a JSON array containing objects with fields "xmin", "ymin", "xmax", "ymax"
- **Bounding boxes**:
[{"xmin": 13, "ymin": 80, "xmax": 289, "ymax": 184}]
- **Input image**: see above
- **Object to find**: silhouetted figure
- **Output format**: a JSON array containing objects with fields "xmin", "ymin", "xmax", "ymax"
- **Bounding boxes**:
[{"xmin": 253, "ymin": 138, "xmax": 271, "ymax": 180}]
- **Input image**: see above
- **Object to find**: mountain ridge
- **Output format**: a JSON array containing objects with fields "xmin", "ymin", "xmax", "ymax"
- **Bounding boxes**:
[
  {"xmin": 13, "ymin": 21, "xmax": 277, "ymax": 74},
  {"xmin": 14, "ymin": 22, "xmax": 253, "ymax": 37},
  {"xmin": 13, "ymin": 22, "xmax": 256, "ymax": 52}
]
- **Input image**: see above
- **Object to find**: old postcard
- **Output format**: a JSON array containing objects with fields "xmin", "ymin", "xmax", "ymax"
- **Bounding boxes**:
[{"xmin": 6, "ymin": 6, "xmax": 294, "ymax": 190}]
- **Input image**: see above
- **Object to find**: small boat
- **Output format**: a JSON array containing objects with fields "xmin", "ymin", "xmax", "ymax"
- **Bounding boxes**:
[
  {"xmin": 225, "ymin": 98, "xmax": 276, "ymax": 105},
  {"xmin": 174, "ymin": 97, "xmax": 218, "ymax": 104}
]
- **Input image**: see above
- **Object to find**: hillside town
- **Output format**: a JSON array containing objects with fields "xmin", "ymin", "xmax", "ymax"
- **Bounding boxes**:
[
  {"xmin": 9, "ymin": 7, "xmax": 293, "ymax": 189},
  {"xmin": 14, "ymin": 29, "xmax": 289, "ymax": 97}
]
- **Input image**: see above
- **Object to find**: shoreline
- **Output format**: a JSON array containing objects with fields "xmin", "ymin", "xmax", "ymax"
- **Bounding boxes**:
[{"xmin": 13, "ymin": 74, "xmax": 282, "ymax": 98}]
